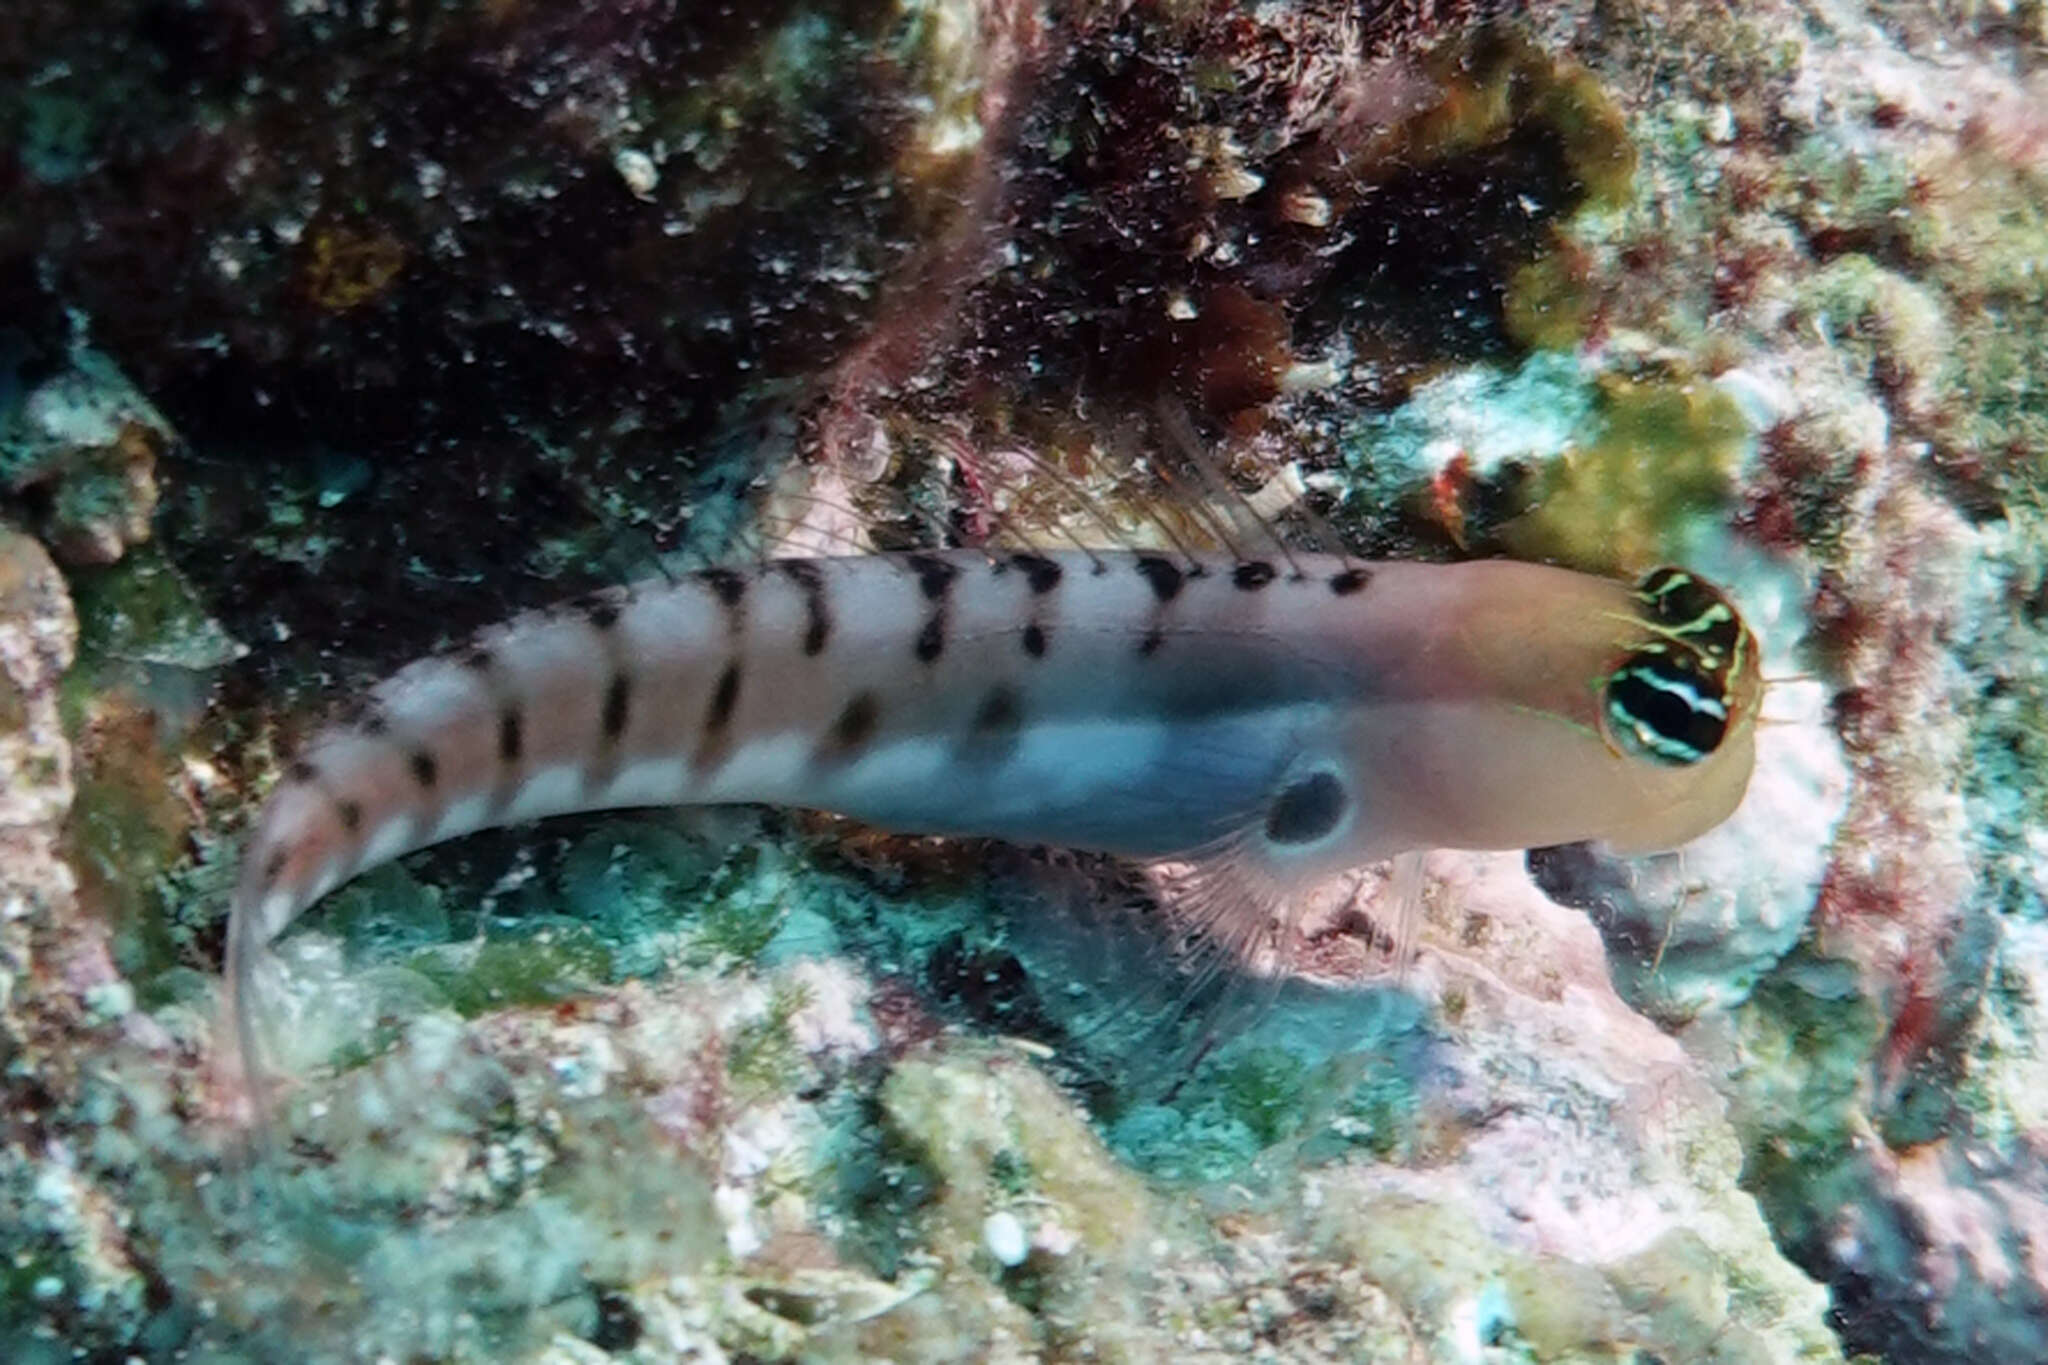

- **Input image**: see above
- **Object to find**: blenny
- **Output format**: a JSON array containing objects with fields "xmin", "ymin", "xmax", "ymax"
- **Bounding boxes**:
[{"xmin": 221, "ymin": 549, "xmax": 1761, "ymax": 1102}]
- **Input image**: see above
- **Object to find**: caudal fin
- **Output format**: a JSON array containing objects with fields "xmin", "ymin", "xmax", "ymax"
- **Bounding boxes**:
[{"xmin": 212, "ymin": 876, "xmax": 288, "ymax": 1147}]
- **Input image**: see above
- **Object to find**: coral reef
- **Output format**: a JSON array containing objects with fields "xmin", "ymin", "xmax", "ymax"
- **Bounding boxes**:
[{"xmin": 3, "ymin": 0, "xmax": 2048, "ymax": 1361}]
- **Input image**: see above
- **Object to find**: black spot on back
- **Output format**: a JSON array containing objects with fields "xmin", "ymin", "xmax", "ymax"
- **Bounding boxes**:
[
  {"xmin": 578, "ymin": 594, "xmax": 621, "ymax": 631},
  {"xmin": 704, "ymin": 663, "xmax": 742, "ymax": 734},
  {"xmin": 602, "ymin": 673, "xmax": 633, "ymax": 742},
  {"xmin": 1022, "ymin": 622, "xmax": 1048, "ymax": 658},
  {"xmin": 1264, "ymin": 770, "xmax": 1348, "ymax": 845},
  {"xmin": 1135, "ymin": 555, "xmax": 1184, "ymax": 602},
  {"xmin": 1138, "ymin": 626, "xmax": 1166, "ymax": 656},
  {"xmin": 1012, "ymin": 553, "xmax": 1063, "ymax": 594},
  {"xmin": 336, "ymin": 800, "xmax": 362, "ymax": 833},
  {"xmin": 498, "ymin": 708, "xmax": 523, "ymax": 763},
  {"xmin": 916, "ymin": 615, "xmax": 946, "ymax": 663},
  {"xmin": 908, "ymin": 553, "xmax": 959, "ymax": 602},
  {"xmin": 285, "ymin": 760, "xmax": 318, "ymax": 784},
  {"xmin": 337, "ymin": 699, "xmax": 389, "ymax": 740},
  {"xmin": 262, "ymin": 849, "xmax": 287, "ymax": 888},
  {"xmin": 409, "ymin": 750, "xmax": 439, "ymax": 789},
  {"xmin": 1329, "ymin": 567, "xmax": 1372, "ymax": 596},
  {"xmin": 779, "ymin": 560, "xmax": 832, "ymax": 656},
  {"xmin": 701, "ymin": 567, "xmax": 748, "ymax": 609},
  {"xmin": 460, "ymin": 644, "xmax": 494, "ymax": 671},
  {"xmin": 1233, "ymin": 561, "xmax": 1277, "ymax": 590}
]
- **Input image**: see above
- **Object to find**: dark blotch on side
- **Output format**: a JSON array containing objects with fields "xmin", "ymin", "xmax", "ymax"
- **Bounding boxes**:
[
  {"xmin": 578, "ymin": 594, "xmax": 621, "ymax": 631},
  {"xmin": 262, "ymin": 849, "xmax": 287, "ymax": 889},
  {"xmin": 908, "ymin": 553, "xmax": 959, "ymax": 602},
  {"xmin": 409, "ymin": 750, "xmax": 439, "ymax": 789},
  {"xmin": 701, "ymin": 567, "xmax": 748, "ymax": 609},
  {"xmin": 965, "ymin": 685, "xmax": 1024, "ymax": 763},
  {"xmin": 499, "ymin": 708, "xmax": 523, "ymax": 763},
  {"xmin": 1138, "ymin": 626, "xmax": 1166, "ymax": 656},
  {"xmin": 336, "ymin": 800, "xmax": 362, "ymax": 833},
  {"xmin": 1264, "ymin": 771, "xmax": 1348, "ymax": 845},
  {"xmin": 1329, "ymin": 567, "xmax": 1372, "ymax": 596},
  {"xmin": 705, "ymin": 663, "xmax": 742, "ymax": 734},
  {"xmin": 822, "ymin": 692, "xmax": 881, "ymax": 759},
  {"xmin": 916, "ymin": 615, "xmax": 946, "ymax": 663},
  {"xmin": 460, "ymin": 644, "xmax": 494, "ymax": 671},
  {"xmin": 1135, "ymin": 555, "xmax": 1184, "ymax": 602},
  {"xmin": 1022, "ymin": 622, "xmax": 1048, "ymax": 658},
  {"xmin": 603, "ymin": 673, "xmax": 633, "ymax": 742},
  {"xmin": 1012, "ymin": 553, "xmax": 1063, "ymax": 594},
  {"xmin": 286, "ymin": 760, "xmax": 318, "ymax": 784},
  {"xmin": 1233, "ymin": 561, "xmax": 1277, "ymax": 590}
]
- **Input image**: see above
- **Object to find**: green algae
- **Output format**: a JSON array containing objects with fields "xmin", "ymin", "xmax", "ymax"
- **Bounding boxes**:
[
  {"xmin": 1387, "ymin": 29, "xmax": 1638, "ymax": 359},
  {"xmin": 1503, "ymin": 246, "xmax": 1598, "ymax": 353},
  {"xmin": 1406, "ymin": 30, "xmax": 1637, "ymax": 213},
  {"xmin": 1798, "ymin": 255, "xmax": 1950, "ymax": 400},
  {"xmin": 56, "ymin": 547, "xmax": 245, "ymax": 990},
  {"xmin": 728, "ymin": 979, "xmax": 813, "ymax": 1100},
  {"xmin": 1721, "ymin": 950, "xmax": 1884, "ymax": 1258},
  {"xmin": 64, "ymin": 754, "xmax": 188, "ymax": 986},
  {"xmin": 1502, "ymin": 374, "xmax": 1749, "ymax": 573},
  {"xmin": 1317, "ymin": 1186, "xmax": 1838, "ymax": 1363},
  {"xmin": 688, "ymin": 846, "xmax": 795, "ymax": 968},
  {"xmin": 59, "ymin": 544, "xmax": 240, "ymax": 717},
  {"xmin": 1307, "ymin": 27, "xmax": 1644, "ymax": 378},
  {"xmin": 270, "ymin": 816, "xmax": 803, "ymax": 1071},
  {"xmin": 876, "ymin": 1047, "xmax": 1155, "ymax": 1353},
  {"xmin": 408, "ymin": 927, "xmax": 615, "ymax": 1019},
  {"xmin": 821, "ymin": 1094, "xmax": 942, "ymax": 1281},
  {"xmin": 881, "ymin": 1049, "xmax": 1146, "ymax": 1262},
  {"xmin": 170, "ymin": 1038, "xmax": 720, "ymax": 1362},
  {"xmin": 1212, "ymin": 1045, "xmax": 1314, "ymax": 1147}
]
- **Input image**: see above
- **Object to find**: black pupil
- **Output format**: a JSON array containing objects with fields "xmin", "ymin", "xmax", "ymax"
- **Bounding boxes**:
[
  {"xmin": 1265, "ymin": 770, "xmax": 1348, "ymax": 845},
  {"xmin": 1610, "ymin": 654, "xmax": 1728, "ymax": 763}
]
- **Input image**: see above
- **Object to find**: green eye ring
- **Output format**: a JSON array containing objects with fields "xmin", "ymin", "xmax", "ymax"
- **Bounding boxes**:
[{"xmin": 1635, "ymin": 567, "xmax": 1744, "ymax": 662}]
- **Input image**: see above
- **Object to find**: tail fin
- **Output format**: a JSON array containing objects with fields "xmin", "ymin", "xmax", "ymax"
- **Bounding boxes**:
[{"xmin": 212, "ymin": 864, "xmax": 290, "ymax": 1144}]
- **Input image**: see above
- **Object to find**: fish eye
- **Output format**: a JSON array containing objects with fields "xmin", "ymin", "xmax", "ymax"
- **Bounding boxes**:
[
  {"xmin": 1604, "ymin": 648, "xmax": 1730, "ymax": 766},
  {"xmin": 1634, "ymin": 566, "xmax": 1743, "ymax": 664}
]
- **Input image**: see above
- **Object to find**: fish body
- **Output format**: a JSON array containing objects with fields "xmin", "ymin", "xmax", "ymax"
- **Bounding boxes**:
[{"xmin": 224, "ymin": 548, "xmax": 1761, "ymax": 1090}]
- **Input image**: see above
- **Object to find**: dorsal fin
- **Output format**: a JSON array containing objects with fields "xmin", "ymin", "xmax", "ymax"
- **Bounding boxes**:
[
  {"xmin": 771, "ymin": 396, "xmax": 1352, "ymax": 582},
  {"xmin": 1153, "ymin": 396, "xmax": 1315, "ymax": 575}
]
